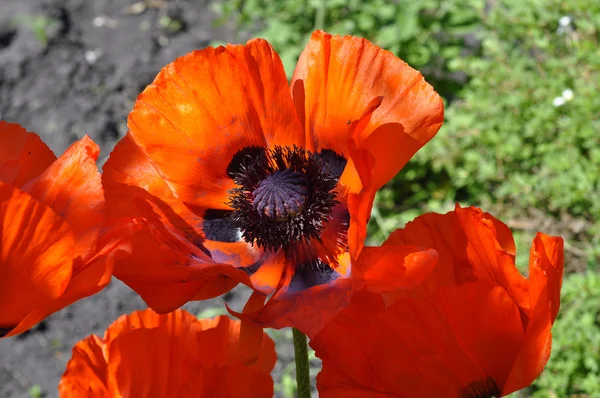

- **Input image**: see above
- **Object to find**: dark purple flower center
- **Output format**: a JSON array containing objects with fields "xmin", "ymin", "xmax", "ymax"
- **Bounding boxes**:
[
  {"xmin": 226, "ymin": 145, "xmax": 341, "ymax": 252},
  {"xmin": 253, "ymin": 169, "xmax": 309, "ymax": 221}
]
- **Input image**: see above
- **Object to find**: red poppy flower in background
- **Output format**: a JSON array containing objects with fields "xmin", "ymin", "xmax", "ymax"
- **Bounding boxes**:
[
  {"xmin": 311, "ymin": 205, "xmax": 564, "ymax": 397},
  {"xmin": 0, "ymin": 121, "xmax": 116, "ymax": 338},
  {"xmin": 102, "ymin": 30, "xmax": 443, "ymax": 336},
  {"xmin": 59, "ymin": 309, "xmax": 276, "ymax": 397}
]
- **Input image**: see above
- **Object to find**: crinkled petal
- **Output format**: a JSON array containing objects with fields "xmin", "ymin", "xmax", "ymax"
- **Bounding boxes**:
[
  {"xmin": 59, "ymin": 310, "xmax": 276, "ymax": 398},
  {"xmin": 353, "ymin": 244, "xmax": 438, "ymax": 294},
  {"xmin": 229, "ymin": 277, "xmax": 354, "ymax": 339},
  {"xmin": 454, "ymin": 205, "xmax": 531, "ymax": 313},
  {"xmin": 58, "ymin": 335, "xmax": 111, "ymax": 397},
  {"xmin": 112, "ymin": 219, "xmax": 249, "ymax": 313},
  {"xmin": 24, "ymin": 136, "xmax": 104, "ymax": 257},
  {"xmin": 292, "ymin": 30, "xmax": 443, "ymax": 158},
  {"xmin": 0, "ymin": 182, "xmax": 75, "ymax": 337},
  {"xmin": 128, "ymin": 39, "xmax": 304, "ymax": 211},
  {"xmin": 102, "ymin": 133, "xmax": 204, "ymax": 243},
  {"xmin": 503, "ymin": 233, "xmax": 564, "ymax": 395},
  {"xmin": 312, "ymin": 280, "xmax": 525, "ymax": 397},
  {"xmin": 0, "ymin": 121, "xmax": 56, "ymax": 187}
]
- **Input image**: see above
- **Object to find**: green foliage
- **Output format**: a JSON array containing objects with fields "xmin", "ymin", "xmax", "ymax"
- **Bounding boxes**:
[
  {"xmin": 425, "ymin": 0, "xmax": 600, "ymax": 220},
  {"xmin": 212, "ymin": 0, "xmax": 481, "ymax": 96},
  {"xmin": 159, "ymin": 15, "xmax": 184, "ymax": 33},
  {"xmin": 531, "ymin": 272, "xmax": 600, "ymax": 397},
  {"xmin": 28, "ymin": 385, "xmax": 42, "ymax": 398},
  {"xmin": 196, "ymin": 305, "xmax": 227, "ymax": 319},
  {"xmin": 11, "ymin": 14, "xmax": 57, "ymax": 47}
]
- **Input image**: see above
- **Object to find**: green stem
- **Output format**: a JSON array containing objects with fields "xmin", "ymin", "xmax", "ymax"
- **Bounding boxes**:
[
  {"xmin": 313, "ymin": 0, "xmax": 326, "ymax": 30},
  {"xmin": 292, "ymin": 327, "xmax": 311, "ymax": 398}
]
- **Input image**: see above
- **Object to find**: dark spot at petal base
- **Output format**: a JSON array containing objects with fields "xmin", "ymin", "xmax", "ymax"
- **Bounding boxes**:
[
  {"xmin": 460, "ymin": 377, "xmax": 501, "ymax": 398},
  {"xmin": 241, "ymin": 257, "xmax": 265, "ymax": 277},
  {"xmin": 0, "ymin": 326, "xmax": 15, "ymax": 338},
  {"xmin": 317, "ymin": 149, "xmax": 347, "ymax": 181},
  {"xmin": 227, "ymin": 146, "xmax": 268, "ymax": 179},
  {"xmin": 202, "ymin": 209, "xmax": 241, "ymax": 243},
  {"xmin": 288, "ymin": 259, "xmax": 340, "ymax": 293}
]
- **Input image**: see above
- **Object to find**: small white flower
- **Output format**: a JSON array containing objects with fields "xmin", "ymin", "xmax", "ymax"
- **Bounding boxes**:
[
  {"xmin": 84, "ymin": 49, "xmax": 101, "ymax": 64},
  {"xmin": 562, "ymin": 89, "xmax": 574, "ymax": 101},
  {"xmin": 92, "ymin": 17, "xmax": 105, "ymax": 27},
  {"xmin": 559, "ymin": 16, "xmax": 572, "ymax": 27},
  {"xmin": 553, "ymin": 97, "xmax": 566, "ymax": 107}
]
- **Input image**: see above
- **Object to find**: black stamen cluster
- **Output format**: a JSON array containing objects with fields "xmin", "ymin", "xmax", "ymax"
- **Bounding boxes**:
[{"xmin": 228, "ymin": 145, "xmax": 339, "ymax": 252}]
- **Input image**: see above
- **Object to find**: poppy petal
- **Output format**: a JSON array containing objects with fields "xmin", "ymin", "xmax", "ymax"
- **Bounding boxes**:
[
  {"xmin": 454, "ymin": 205, "xmax": 531, "ymax": 312},
  {"xmin": 292, "ymin": 30, "xmax": 443, "ymax": 170},
  {"xmin": 0, "ymin": 182, "xmax": 75, "ymax": 334},
  {"xmin": 128, "ymin": 39, "xmax": 304, "ymax": 211},
  {"xmin": 23, "ymin": 136, "xmax": 104, "ymax": 257},
  {"xmin": 382, "ymin": 211, "xmax": 477, "ymax": 296},
  {"xmin": 197, "ymin": 305, "xmax": 276, "ymax": 372},
  {"xmin": 203, "ymin": 240, "xmax": 265, "ymax": 270},
  {"xmin": 245, "ymin": 250, "xmax": 289, "ymax": 294},
  {"xmin": 352, "ymin": 244, "xmax": 438, "ymax": 294},
  {"xmin": 193, "ymin": 316, "xmax": 276, "ymax": 397},
  {"xmin": 502, "ymin": 233, "xmax": 564, "ymax": 395},
  {"xmin": 529, "ymin": 233, "xmax": 564, "ymax": 323},
  {"xmin": 382, "ymin": 206, "xmax": 530, "ymax": 310},
  {"xmin": 7, "ymin": 247, "xmax": 118, "ymax": 338},
  {"xmin": 106, "ymin": 323, "xmax": 206, "ymax": 396},
  {"xmin": 112, "ymin": 219, "xmax": 249, "ymax": 313},
  {"xmin": 58, "ymin": 335, "xmax": 111, "ymax": 397},
  {"xmin": 102, "ymin": 133, "xmax": 204, "ymax": 240},
  {"xmin": 312, "ymin": 281, "xmax": 524, "ymax": 397},
  {"xmin": 0, "ymin": 121, "xmax": 56, "ymax": 187},
  {"xmin": 59, "ymin": 310, "xmax": 276, "ymax": 398},
  {"xmin": 237, "ymin": 293, "xmax": 269, "ymax": 366},
  {"xmin": 230, "ymin": 276, "xmax": 354, "ymax": 339}
]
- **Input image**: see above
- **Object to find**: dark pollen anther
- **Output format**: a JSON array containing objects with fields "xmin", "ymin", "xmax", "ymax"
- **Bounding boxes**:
[{"xmin": 253, "ymin": 169, "xmax": 308, "ymax": 221}]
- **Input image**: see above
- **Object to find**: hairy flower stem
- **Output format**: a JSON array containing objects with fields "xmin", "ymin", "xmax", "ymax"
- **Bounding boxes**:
[{"xmin": 293, "ymin": 328, "xmax": 311, "ymax": 398}]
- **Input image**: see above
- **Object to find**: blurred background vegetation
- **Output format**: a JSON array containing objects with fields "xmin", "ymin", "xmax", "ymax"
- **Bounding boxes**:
[{"xmin": 211, "ymin": 0, "xmax": 599, "ymax": 396}]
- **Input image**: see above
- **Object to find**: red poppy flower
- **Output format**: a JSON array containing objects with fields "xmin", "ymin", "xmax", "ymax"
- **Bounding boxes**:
[
  {"xmin": 59, "ymin": 309, "xmax": 276, "ymax": 397},
  {"xmin": 311, "ymin": 205, "xmax": 564, "ymax": 397},
  {"xmin": 103, "ymin": 30, "xmax": 443, "ymax": 336},
  {"xmin": 0, "ymin": 121, "xmax": 116, "ymax": 338}
]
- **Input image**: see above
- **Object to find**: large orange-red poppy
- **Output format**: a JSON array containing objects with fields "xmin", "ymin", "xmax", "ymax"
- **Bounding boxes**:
[
  {"xmin": 59, "ymin": 309, "xmax": 276, "ymax": 397},
  {"xmin": 103, "ymin": 30, "xmax": 443, "ymax": 336},
  {"xmin": 0, "ymin": 121, "xmax": 116, "ymax": 338},
  {"xmin": 311, "ymin": 205, "xmax": 564, "ymax": 397}
]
